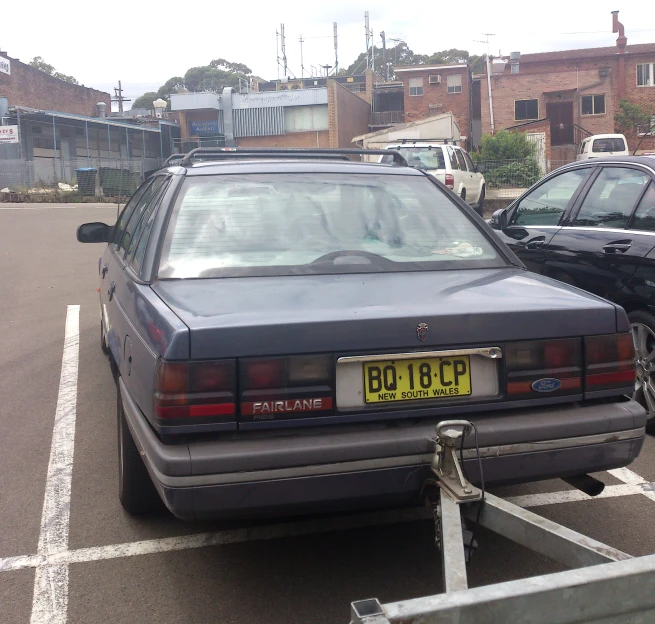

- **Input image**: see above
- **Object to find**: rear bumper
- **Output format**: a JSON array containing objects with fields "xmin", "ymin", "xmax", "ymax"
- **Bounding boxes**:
[{"xmin": 119, "ymin": 379, "xmax": 646, "ymax": 520}]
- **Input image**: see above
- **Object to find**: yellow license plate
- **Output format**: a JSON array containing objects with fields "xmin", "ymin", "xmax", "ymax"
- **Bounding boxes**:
[{"xmin": 363, "ymin": 356, "xmax": 471, "ymax": 404}]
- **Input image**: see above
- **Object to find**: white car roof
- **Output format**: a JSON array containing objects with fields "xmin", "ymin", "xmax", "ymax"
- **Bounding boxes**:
[{"xmin": 583, "ymin": 134, "xmax": 627, "ymax": 141}]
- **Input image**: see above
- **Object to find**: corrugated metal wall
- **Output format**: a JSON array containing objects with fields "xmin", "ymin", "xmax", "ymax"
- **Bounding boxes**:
[{"xmin": 234, "ymin": 107, "xmax": 284, "ymax": 137}]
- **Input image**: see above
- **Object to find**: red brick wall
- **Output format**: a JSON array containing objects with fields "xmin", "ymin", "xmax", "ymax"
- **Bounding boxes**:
[
  {"xmin": 398, "ymin": 66, "xmax": 470, "ymax": 138},
  {"xmin": 480, "ymin": 50, "xmax": 655, "ymax": 152},
  {"xmin": 237, "ymin": 131, "xmax": 329, "ymax": 148},
  {"xmin": 0, "ymin": 54, "xmax": 110, "ymax": 117},
  {"xmin": 327, "ymin": 80, "xmax": 371, "ymax": 148}
]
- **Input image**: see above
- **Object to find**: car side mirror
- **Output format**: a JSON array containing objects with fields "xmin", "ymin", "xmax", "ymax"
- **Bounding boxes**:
[
  {"xmin": 476, "ymin": 162, "xmax": 486, "ymax": 173},
  {"xmin": 490, "ymin": 208, "xmax": 507, "ymax": 230},
  {"xmin": 77, "ymin": 222, "xmax": 111, "ymax": 243}
]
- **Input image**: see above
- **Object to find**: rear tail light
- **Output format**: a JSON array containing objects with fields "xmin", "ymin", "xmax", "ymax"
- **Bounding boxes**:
[
  {"xmin": 445, "ymin": 173, "xmax": 455, "ymax": 189},
  {"xmin": 505, "ymin": 338, "xmax": 582, "ymax": 399},
  {"xmin": 585, "ymin": 334, "xmax": 635, "ymax": 393},
  {"xmin": 240, "ymin": 355, "xmax": 334, "ymax": 422},
  {"xmin": 154, "ymin": 359, "xmax": 236, "ymax": 425}
]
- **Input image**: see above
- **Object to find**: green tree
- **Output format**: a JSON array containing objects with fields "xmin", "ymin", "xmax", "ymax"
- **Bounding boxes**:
[
  {"xmin": 131, "ymin": 92, "xmax": 159, "ymax": 110},
  {"xmin": 29, "ymin": 56, "xmax": 79, "ymax": 84},
  {"xmin": 615, "ymin": 98, "xmax": 654, "ymax": 148}
]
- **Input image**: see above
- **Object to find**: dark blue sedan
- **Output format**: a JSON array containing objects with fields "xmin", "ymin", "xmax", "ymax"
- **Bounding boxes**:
[{"xmin": 77, "ymin": 148, "xmax": 646, "ymax": 519}]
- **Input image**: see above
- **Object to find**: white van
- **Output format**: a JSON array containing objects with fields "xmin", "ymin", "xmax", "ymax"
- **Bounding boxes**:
[
  {"xmin": 383, "ymin": 142, "xmax": 486, "ymax": 216},
  {"xmin": 577, "ymin": 134, "xmax": 629, "ymax": 160}
]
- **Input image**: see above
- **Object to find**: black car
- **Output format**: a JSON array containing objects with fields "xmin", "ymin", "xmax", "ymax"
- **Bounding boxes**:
[{"xmin": 490, "ymin": 156, "xmax": 655, "ymax": 430}]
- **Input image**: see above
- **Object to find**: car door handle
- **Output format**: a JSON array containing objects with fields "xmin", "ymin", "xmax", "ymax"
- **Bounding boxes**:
[
  {"xmin": 107, "ymin": 281, "xmax": 116, "ymax": 301},
  {"xmin": 101, "ymin": 264, "xmax": 108, "ymax": 278},
  {"xmin": 525, "ymin": 236, "xmax": 546, "ymax": 250},
  {"xmin": 603, "ymin": 241, "xmax": 632, "ymax": 254}
]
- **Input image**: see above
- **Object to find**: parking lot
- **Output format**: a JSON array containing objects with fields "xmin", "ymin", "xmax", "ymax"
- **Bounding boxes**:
[{"xmin": 3, "ymin": 203, "xmax": 655, "ymax": 624}]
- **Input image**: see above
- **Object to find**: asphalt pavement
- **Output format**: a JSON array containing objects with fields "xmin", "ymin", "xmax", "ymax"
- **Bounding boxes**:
[{"xmin": 1, "ymin": 203, "xmax": 655, "ymax": 624}]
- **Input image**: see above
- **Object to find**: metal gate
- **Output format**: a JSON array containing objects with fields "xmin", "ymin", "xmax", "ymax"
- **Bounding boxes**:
[{"xmin": 526, "ymin": 131, "xmax": 547, "ymax": 174}]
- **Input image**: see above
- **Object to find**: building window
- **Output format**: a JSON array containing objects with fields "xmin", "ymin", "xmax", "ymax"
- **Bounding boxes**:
[
  {"xmin": 639, "ymin": 115, "xmax": 655, "ymax": 136},
  {"xmin": 637, "ymin": 63, "xmax": 654, "ymax": 87},
  {"xmin": 409, "ymin": 77, "xmax": 423, "ymax": 96},
  {"xmin": 582, "ymin": 94, "xmax": 606, "ymax": 115},
  {"xmin": 447, "ymin": 74, "xmax": 462, "ymax": 94},
  {"xmin": 514, "ymin": 99, "xmax": 539, "ymax": 121}
]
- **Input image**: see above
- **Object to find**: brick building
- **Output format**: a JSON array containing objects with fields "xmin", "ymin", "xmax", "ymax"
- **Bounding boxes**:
[
  {"xmin": 172, "ymin": 80, "xmax": 370, "ymax": 149},
  {"xmin": 394, "ymin": 64, "xmax": 471, "ymax": 144},
  {"xmin": 480, "ymin": 11, "xmax": 655, "ymax": 161},
  {"xmin": 0, "ymin": 51, "xmax": 110, "ymax": 117}
]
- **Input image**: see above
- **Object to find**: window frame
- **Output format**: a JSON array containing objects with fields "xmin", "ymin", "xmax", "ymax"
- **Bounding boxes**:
[
  {"xmin": 581, "ymin": 94, "xmax": 606, "ymax": 116},
  {"xmin": 514, "ymin": 99, "xmax": 539, "ymax": 121},
  {"xmin": 454, "ymin": 149, "xmax": 467, "ymax": 171},
  {"xmin": 637, "ymin": 62, "xmax": 655, "ymax": 87},
  {"xmin": 446, "ymin": 74, "xmax": 462, "ymax": 94},
  {"xmin": 445, "ymin": 146, "xmax": 460, "ymax": 170},
  {"xmin": 626, "ymin": 180, "xmax": 655, "ymax": 232},
  {"xmin": 571, "ymin": 165, "xmax": 652, "ymax": 230},
  {"xmin": 408, "ymin": 77, "xmax": 424, "ymax": 96},
  {"xmin": 462, "ymin": 151, "xmax": 476, "ymax": 172},
  {"xmin": 110, "ymin": 179, "xmax": 154, "ymax": 250}
]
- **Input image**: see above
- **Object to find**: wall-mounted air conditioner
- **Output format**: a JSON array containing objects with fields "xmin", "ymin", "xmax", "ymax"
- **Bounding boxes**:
[{"xmin": 429, "ymin": 75, "xmax": 442, "ymax": 84}]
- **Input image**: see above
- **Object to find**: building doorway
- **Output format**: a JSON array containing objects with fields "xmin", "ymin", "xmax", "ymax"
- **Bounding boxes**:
[{"xmin": 547, "ymin": 102, "xmax": 574, "ymax": 145}]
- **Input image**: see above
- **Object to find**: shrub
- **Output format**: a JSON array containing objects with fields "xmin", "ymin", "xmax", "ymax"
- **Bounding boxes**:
[{"xmin": 474, "ymin": 130, "xmax": 537, "ymax": 161}]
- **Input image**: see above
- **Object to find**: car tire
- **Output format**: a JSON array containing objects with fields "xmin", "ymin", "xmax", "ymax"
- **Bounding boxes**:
[
  {"xmin": 628, "ymin": 310, "xmax": 655, "ymax": 433},
  {"xmin": 100, "ymin": 319, "xmax": 109, "ymax": 355},
  {"xmin": 117, "ymin": 386, "xmax": 165, "ymax": 514},
  {"xmin": 478, "ymin": 186, "xmax": 485, "ymax": 213},
  {"xmin": 460, "ymin": 189, "xmax": 466, "ymax": 204}
]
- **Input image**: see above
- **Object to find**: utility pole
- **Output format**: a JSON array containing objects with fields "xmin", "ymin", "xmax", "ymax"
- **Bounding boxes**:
[
  {"xmin": 276, "ymin": 29, "xmax": 280, "ymax": 80},
  {"xmin": 475, "ymin": 33, "xmax": 495, "ymax": 134},
  {"xmin": 299, "ymin": 34, "xmax": 305, "ymax": 79},
  {"xmin": 112, "ymin": 81, "xmax": 130, "ymax": 113},
  {"xmin": 365, "ymin": 12, "xmax": 370, "ymax": 70},
  {"xmin": 333, "ymin": 22, "xmax": 338, "ymax": 75},
  {"xmin": 381, "ymin": 31, "xmax": 387, "ymax": 81}
]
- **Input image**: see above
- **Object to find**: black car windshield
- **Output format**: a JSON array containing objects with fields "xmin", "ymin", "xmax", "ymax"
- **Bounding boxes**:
[{"xmin": 158, "ymin": 173, "xmax": 505, "ymax": 278}]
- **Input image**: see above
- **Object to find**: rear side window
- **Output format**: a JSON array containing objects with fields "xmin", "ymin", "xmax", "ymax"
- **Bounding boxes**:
[
  {"xmin": 159, "ymin": 173, "xmax": 505, "ymax": 279},
  {"xmin": 463, "ymin": 151, "xmax": 476, "ymax": 172},
  {"xmin": 111, "ymin": 180, "xmax": 153, "ymax": 247},
  {"xmin": 398, "ymin": 147, "xmax": 445, "ymax": 170},
  {"xmin": 455, "ymin": 150, "xmax": 467, "ymax": 171},
  {"xmin": 592, "ymin": 138, "xmax": 626, "ymax": 153},
  {"xmin": 511, "ymin": 168, "xmax": 589, "ymax": 226},
  {"xmin": 629, "ymin": 183, "xmax": 655, "ymax": 232},
  {"xmin": 574, "ymin": 167, "xmax": 650, "ymax": 228},
  {"xmin": 119, "ymin": 177, "xmax": 168, "ymax": 256},
  {"xmin": 446, "ymin": 147, "xmax": 459, "ymax": 170}
]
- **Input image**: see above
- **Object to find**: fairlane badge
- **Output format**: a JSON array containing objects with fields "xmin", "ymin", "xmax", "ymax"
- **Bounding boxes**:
[
  {"xmin": 417, "ymin": 323, "xmax": 429, "ymax": 342},
  {"xmin": 241, "ymin": 397, "xmax": 334, "ymax": 419},
  {"xmin": 531, "ymin": 378, "xmax": 561, "ymax": 393}
]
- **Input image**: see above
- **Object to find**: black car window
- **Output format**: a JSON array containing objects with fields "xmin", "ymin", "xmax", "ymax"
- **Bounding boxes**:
[
  {"xmin": 462, "ymin": 151, "xmax": 476, "ymax": 172},
  {"xmin": 573, "ymin": 167, "xmax": 650, "ymax": 229},
  {"xmin": 510, "ymin": 168, "xmax": 589, "ymax": 227},
  {"xmin": 455, "ymin": 149, "xmax": 467, "ymax": 171},
  {"xmin": 158, "ymin": 173, "xmax": 507, "ymax": 279},
  {"xmin": 119, "ymin": 177, "xmax": 168, "ymax": 256},
  {"xmin": 127, "ymin": 178, "xmax": 171, "ymax": 272},
  {"xmin": 630, "ymin": 182, "xmax": 655, "ymax": 232},
  {"xmin": 110, "ymin": 179, "xmax": 153, "ymax": 247},
  {"xmin": 446, "ymin": 147, "xmax": 460, "ymax": 170}
]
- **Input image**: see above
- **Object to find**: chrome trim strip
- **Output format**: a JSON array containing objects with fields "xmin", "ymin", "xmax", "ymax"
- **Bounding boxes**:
[
  {"xmin": 337, "ymin": 347, "xmax": 503, "ymax": 364},
  {"xmin": 561, "ymin": 226, "xmax": 655, "ymax": 237},
  {"xmin": 148, "ymin": 428, "xmax": 643, "ymax": 488}
]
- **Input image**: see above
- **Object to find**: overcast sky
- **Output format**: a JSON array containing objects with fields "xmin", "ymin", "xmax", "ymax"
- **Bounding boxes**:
[{"xmin": 3, "ymin": 0, "xmax": 654, "ymax": 110}]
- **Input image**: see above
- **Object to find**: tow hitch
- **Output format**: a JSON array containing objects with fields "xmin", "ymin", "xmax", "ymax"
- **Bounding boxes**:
[{"xmin": 349, "ymin": 419, "xmax": 655, "ymax": 624}]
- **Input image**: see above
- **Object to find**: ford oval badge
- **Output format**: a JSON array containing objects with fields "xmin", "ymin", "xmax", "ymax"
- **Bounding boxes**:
[{"xmin": 532, "ymin": 378, "xmax": 561, "ymax": 393}]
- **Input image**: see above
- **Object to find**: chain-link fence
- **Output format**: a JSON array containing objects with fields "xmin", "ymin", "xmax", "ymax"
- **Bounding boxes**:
[
  {"xmin": 478, "ymin": 158, "xmax": 572, "ymax": 200},
  {"xmin": 0, "ymin": 157, "xmax": 162, "ymax": 199}
]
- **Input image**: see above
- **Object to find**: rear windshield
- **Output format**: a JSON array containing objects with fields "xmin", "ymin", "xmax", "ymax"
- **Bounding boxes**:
[
  {"xmin": 592, "ymin": 138, "xmax": 626, "ymax": 153},
  {"xmin": 158, "ymin": 173, "xmax": 505, "ymax": 278},
  {"xmin": 395, "ymin": 147, "xmax": 446, "ymax": 171}
]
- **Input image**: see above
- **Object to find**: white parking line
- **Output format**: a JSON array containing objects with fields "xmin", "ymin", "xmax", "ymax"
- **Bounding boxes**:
[
  {"xmin": 609, "ymin": 467, "xmax": 655, "ymax": 502},
  {"xmin": 505, "ymin": 483, "xmax": 651, "ymax": 508},
  {"xmin": 30, "ymin": 305, "xmax": 80, "ymax": 624}
]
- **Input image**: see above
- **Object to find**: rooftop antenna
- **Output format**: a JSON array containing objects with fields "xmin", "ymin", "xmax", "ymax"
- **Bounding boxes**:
[
  {"xmin": 281, "ymin": 23, "xmax": 288, "ymax": 77},
  {"xmin": 299, "ymin": 34, "xmax": 305, "ymax": 79},
  {"xmin": 333, "ymin": 22, "xmax": 338, "ymax": 75},
  {"xmin": 365, "ymin": 12, "xmax": 371, "ymax": 70}
]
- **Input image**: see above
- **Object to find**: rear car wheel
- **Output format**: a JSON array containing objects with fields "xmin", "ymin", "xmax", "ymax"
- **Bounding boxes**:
[
  {"xmin": 629, "ymin": 310, "xmax": 655, "ymax": 433},
  {"xmin": 117, "ymin": 386, "xmax": 165, "ymax": 514},
  {"xmin": 477, "ymin": 186, "xmax": 485, "ymax": 213},
  {"xmin": 100, "ymin": 319, "xmax": 109, "ymax": 355},
  {"xmin": 460, "ymin": 189, "xmax": 466, "ymax": 203}
]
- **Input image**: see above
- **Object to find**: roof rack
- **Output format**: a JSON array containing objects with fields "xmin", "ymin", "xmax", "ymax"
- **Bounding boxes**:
[
  {"xmin": 390, "ymin": 138, "xmax": 459, "ymax": 145},
  {"xmin": 177, "ymin": 147, "xmax": 408, "ymax": 167}
]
